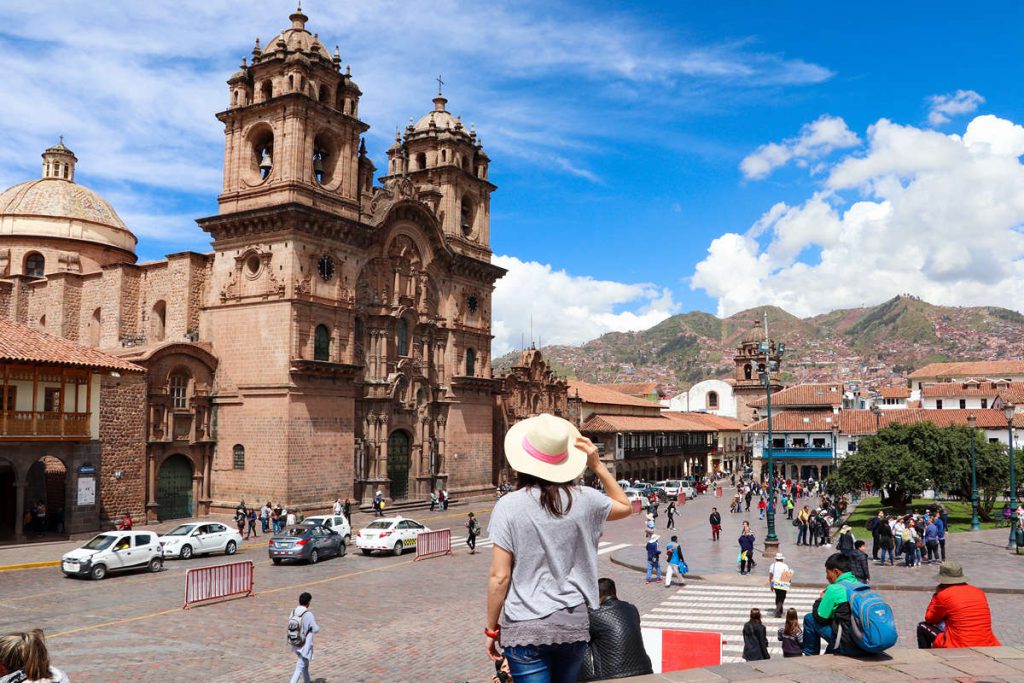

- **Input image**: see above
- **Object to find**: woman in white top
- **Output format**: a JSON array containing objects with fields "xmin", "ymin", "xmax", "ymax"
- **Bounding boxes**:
[
  {"xmin": 485, "ymin": 414, "xmax": 631, "ymax": 683},
  {"xmin": 767, "ymin": 553, "xmax": 792, "ymax": 618}
]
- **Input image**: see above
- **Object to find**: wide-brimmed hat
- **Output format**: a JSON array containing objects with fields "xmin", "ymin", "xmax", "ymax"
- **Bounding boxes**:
[
  {"xmin": 504, "ymin": 413, "xmax": 587, "ymax": 483},
  {"xmin": 935, "ymin": 561, "xmax": 969, "ymax": 585},
  {"xmin": 840, "ymin": 525, "xmax": 851, "ymax": 534}
]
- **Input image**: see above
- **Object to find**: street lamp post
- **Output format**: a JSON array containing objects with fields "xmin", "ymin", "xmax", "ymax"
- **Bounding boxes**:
[
  {"xmin": 831, "ymin": 424, "xmax": 839, "ymax": 484},
  {"xmin": 1004, "ymin": 404, "xmax": 1018, "ymax": 551},
  {"xmin": 968, "ymin": 413, "xmax": 980, "ymax": 532},
  {"xmin": 759, "ymin": 338, "xmax": 784, "ymax": 558}
]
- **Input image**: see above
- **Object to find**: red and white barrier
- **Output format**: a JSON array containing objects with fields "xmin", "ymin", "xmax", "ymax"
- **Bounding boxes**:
[
  {"xmin": 641, "ymin": 627, "xmax": 723, "ymax": 673},
  {"xmin": 631, "ymin": 499, "xmax": 643, "ymax": 514},
  {"xmin": 183, "ymin": 560, "xmax": 254, "ymax": 609},
  {"xmin": 415, "ymin": 528, "xmax": 453, "ymax": 561},
  {"xmin": 715, "ymin": 486, "xmax": 723, "ymax": 497}
]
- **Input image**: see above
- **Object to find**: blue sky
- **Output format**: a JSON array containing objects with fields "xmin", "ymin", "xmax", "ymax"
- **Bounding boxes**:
[{"xmin": 2, "ymin": 2, "xmax": 1023, "ymax": 353}]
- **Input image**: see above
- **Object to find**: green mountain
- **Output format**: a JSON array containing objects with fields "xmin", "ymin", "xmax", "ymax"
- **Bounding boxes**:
[{"xmin": 493, "ymin": 295, "xmax": 1024, "ymax": 394}]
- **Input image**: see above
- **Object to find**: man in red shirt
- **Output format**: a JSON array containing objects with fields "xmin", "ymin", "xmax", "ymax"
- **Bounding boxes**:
[{"xmin": 918, "ymin": 561, "xmax": 1000, "ymax": 649}]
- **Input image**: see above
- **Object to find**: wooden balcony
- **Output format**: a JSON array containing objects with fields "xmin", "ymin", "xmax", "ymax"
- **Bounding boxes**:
[{"xmin": 1, "ymin": 411, "xmax": 91, "ymax": 439}]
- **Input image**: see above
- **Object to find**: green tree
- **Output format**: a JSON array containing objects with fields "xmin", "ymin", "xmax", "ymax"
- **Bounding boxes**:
[{"xmin": 830, "ymin": 424, "xmax": 932, "ymax": 513}]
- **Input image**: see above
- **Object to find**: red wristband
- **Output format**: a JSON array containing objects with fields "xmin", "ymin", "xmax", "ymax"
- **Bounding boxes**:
[{"xmin": 485, "ymin": 626, "xmax": 501, "ymax": 639}]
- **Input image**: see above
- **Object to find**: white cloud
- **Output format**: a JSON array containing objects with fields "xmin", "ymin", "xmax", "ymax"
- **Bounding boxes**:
[
  {"xmin": 740, "ymin": 115, "xmax": 860, "ymax": 179},
  {"xmin": 927, "ymin": 89, "xmax": 985, "ymax": 126},
  {"xmin": 693, "ymin": 113, "xmax": 1024, "ymax": 317},
  {"xmin": 491, "ymin": 255, "xmax": 679, "ymax": 355}
]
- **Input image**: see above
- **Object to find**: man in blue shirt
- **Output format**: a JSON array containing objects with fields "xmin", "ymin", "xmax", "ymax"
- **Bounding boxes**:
[
  {"xmin": 934, "ymin": 513, "xmax": 946, "ymax": 560},
  {"xmin": 923, "ymin": 516, "xmax": 940, "ymax": 564},
  {"xmin": 645, "ymin": 534, "xmax": 662, "ymax": 583}
]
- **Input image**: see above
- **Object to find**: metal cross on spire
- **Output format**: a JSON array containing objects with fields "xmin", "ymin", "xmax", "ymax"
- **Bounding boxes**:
[{"xmin": 436, "ymin": 74, "xmax": 444, "ymax": 95}]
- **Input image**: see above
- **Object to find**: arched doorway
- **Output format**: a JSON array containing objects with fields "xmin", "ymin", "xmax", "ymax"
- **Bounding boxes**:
[
  {"xmin": 26, "ymin": 456, "xmax": 66, "ymax": 535},
  {"xmin": 0, "ymin": 459, "xmax": 15, "ymax": 539},
  {"xmin": 157, "ymin": 454, "xmax": 193, "ymax": 520},
  {"xmin": 387, "ymin": 430, "xmax": 411, "ymax": 500}
]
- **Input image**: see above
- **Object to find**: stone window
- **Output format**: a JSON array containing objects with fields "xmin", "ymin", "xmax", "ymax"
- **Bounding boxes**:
[
  {"xmin": 465, "ymin": 348, "xmax": 476, "ymax": 377},
  {"xmin": 396, "ymin": 318, "xmax": 409, "ymax": 357},
  {"xmin": 233, "ymin": 444, "xmax": 245, "ymax": 470},
  {"xmin": 314, "ymin": 324, "xmax": 331, "ymax": 362},
  {"xmin": 416, "ymin": 152, "xmax": 427, "ymax": 170},
  {"xmin": 25, "ymin": 252, "xmax": 45, "ymax": 278},
  {"xmin": 707, "ymin": 391, "xmax": 719, "ymax": 409},
  {"xmin": 936, "ymin": 399, "xmax": 943, "ymax": 410},
  {"xmin": 170, "ymin": 373, "xmax": 190, "ymax": 410},
  {"xmin": 151, "ymin": 300, "xmax": 166, "ymax": 342}
]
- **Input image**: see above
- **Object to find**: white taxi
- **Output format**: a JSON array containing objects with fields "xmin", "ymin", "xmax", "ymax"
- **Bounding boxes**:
[
  {"xmin": 62, "ymin": 530, "xmax": 163, "ymax": 580},
  {"xmin": 355, "ymin": 516, "xmax": 431, "ymax": 556},
  {"xmin": 158, "ymin": 522, "xmax": 242, "ymax": 560}
]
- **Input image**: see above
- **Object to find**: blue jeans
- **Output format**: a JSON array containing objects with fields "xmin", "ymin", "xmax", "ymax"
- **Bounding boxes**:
[
  {"xmin": 802, "ymin": 612, "xmax": 836, "ymax": 655},
  {"xmin": 646, "ymin": 560, "xmax": 662, "ymax": 581},
  {"xmin": 880, "ymin": 545, "xmax": 894, "ymax": 565},
  {"xmin": 289, "ymin": 653, "xmax": 310, "ymax": 683},
  {"xmin": 504, "ymin": 641, "xmax": 587, "ymax": 683},
  {"xmin": 797, "ymin": 524, "xmax": 807, "ymax": 545}
]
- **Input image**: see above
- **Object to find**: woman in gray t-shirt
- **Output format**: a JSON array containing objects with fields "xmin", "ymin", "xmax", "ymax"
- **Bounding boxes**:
[{"xmin": 485, "ymin": 413, "xmax": 631, "ymax": 682}]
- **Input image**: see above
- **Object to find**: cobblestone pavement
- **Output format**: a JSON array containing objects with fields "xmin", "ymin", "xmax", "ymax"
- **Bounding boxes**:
[{"xmin": 3, "ymin": 489, "xmax": 1021, "ymax": 682}]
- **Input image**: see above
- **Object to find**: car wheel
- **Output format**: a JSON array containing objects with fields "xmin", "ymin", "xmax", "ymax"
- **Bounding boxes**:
[
  {"xmin": 180, "ymin": 544, "xmax": 193, "ymax": 560},
  {"xmin": 225, "ymin": 541, "xmax": 237, "ymax": 556},
  {"xmin": 360, "ymin": 549, "xmax": 371, "ymax": 556},
  {"xmin": 272, "ymin": 558, "xmax": 282, "ymax": 565},
  {"xmin": 148, "ymin": 557, "xmax": 163, "ymax": 573},
  {"xmin": 392, "ymin": 541, "xmax": 404, "ymax": 557},
  {"xmin": 309, "ymin": 549, "xmax": 319, "ymax": 564},
  {"xmin": 338, "ymin": 543, "xmax": 347, "ymax": 558},
  {"xmin": 90, "ymin": 564, "xmax": 107, "ymax": 580}
]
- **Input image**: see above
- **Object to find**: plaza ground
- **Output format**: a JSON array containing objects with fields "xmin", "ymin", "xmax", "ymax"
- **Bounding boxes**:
[{"xmin": 2, "ymin": 485, "xmax": 1021, "ymax": 682}]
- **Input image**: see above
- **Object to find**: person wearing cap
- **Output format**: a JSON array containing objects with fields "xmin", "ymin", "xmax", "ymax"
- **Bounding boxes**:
[
  {"xmin": 645, "ymin": 534, "xmax": 663, "ymax": 584},
  {"xmin": 485, "ymin": 413, "xmax": 632, "ymax": 681},
  {"xmin": 767, "ymin": 553, "xmax": 792, "ymax": 618},
  {"xmin": 917, "ymin": 561, "xmax": 1001, "ymax": 649}
]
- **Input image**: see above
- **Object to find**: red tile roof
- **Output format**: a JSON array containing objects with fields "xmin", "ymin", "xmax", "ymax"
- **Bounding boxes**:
[
  {"xmin": 748, "ymin": 383, "xmax": 844, "ymax": 409},
  {"xmin": 673, "ymin": 412, "xmax": 745, "ymax": 431},
  {"xmin": 908, "ymin": 360, "xmax": 1024, "ymax": 379},
  {"xmin": 921, "ymin": 382, "xmax": 1024, "ymax": 398},
  {"xmin": 877, "ymin": 386, "xmax": 911, "ymax": 399},
  {"xmin": 0, "ymin": 319, "xmax": 144, "ymax": 373},
  {"xmin": 744, "ymin": 408, "xmax": 1024, "ymax": 435},
  {"xmin": 569, "ymin": 380, "xmax": 661, "ymax": 409},
  {"xmin": 581, "ymin": 412, "xmax": 719, "ymax": 433}
]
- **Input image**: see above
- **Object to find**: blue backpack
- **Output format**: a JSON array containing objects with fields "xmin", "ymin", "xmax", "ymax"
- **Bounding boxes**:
[{"xmin": 842, "ymin": 582, "xmax": 898, "ymax": 652}]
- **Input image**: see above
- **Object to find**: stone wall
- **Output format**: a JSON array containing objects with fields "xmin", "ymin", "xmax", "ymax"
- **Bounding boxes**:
[{"xmin": 97, "ymin": 373, "xmax": 147, "ymax": 524}]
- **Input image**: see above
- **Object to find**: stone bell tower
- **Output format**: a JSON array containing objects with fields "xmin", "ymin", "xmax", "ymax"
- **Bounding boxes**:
[
  {"xmin": 732, "ymin": 319, "xmax": 783, "ymax": 424},
  {"xmin": 215, "ymin": 4, "xmax": 369, "ymax": 220}
]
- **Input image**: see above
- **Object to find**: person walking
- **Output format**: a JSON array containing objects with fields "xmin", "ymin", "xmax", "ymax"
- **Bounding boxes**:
[
  {"xmin": 288, "ymin": 592, "xmax": 320, "ymax": 683},
  {"xmin": 923, "ymin": 516, "xmax": 940, "ymax": 564},
  {"xmin": 738, "ymin": 521, "xmax": 755, "ymax": 575},
  {"xmin": 709, "ymin": 507, "xmax": 722, "ymax": 542},
  {"xmin": 786, "ymin": 495, "xmax": 795, "ymax": 520},
  {"xmin": 485, "ymin": 413, "xmax": 631, "ymax": 681},
  {"xmin": 934, "ymin": 511, "xmax": 947, "ymax": 561},
  {"xmin": 285, "ymin": 508, "xmax": 296, "ymax": 527},
  {"xmin": 878, "ymin": 516, "xmax": 895, "ymax": 566},
  {"xmin": 273, "ymin": 503, "xmax": 283, "ymax": 534},
  {"xmin": 797, "ymin": 506, "xmax": 810, "ymax": 546},
  {"xmin": 664, "ymin": 535, "xmax": 687, "ymax": 587},
  {"xmin": 768, "ymin": 553, "xmax": 792, "ymax": 618},
  {"xmin": 645, "ymin": 534, "xmax": 663, "ymax": 584},
  {"xmin": 757, "ymin": 497, "xmax": 767, "ymax": 520},
  {"xmin": 466, "ymin": 511, "xmax": 481, "ymax": 554},
  {"xmin": 117, "ymin": 510, "xmax": 133, "ymax": 531},
  {"xmin": 917, "ymin": 561, "xmax": 1001, "ymax": 649},
  {"xmin": 333, "ymin": 498, "xmax": 342, "ymax": 517},
  {"xmin": 246, "ymin": 508, "xmax": 258, "ymax": 539},
  {"xmin": 260, "ymin": 502, "xmax": 270, "ymax": 533},
  {"xmin": 851, "ymin": 540, "xmax": 871, "ymax": 583},
  {"xmin": 373, "ymin": 490, "xmax": 385, "ymax": 517},
  {"xmin": 836, "ymin": 525, "xmax": 855, "ymax": 557},
  {"xmin": 430, "ymin": 490, "xmax": 438, "ymax": 512},
  {"xmin": 442, "ymin": 487, "xmax": 450, "ymax": 510},
  {"xmin": 342, "ymin": 498, "xmax": 351, "ymax": 523},
  {"xmin": 867, "ymin": 510, "xmax": 884, "ymax": 561},
  {"xmin": 665, "ymin": 501, "xmax": 677, "ymax": 530},
  {"xmin": 235, "ymin": 507, "xmax": 246, "ymax": 536},
  {"xmin": 742, "ymin": 608, "xmax": 770, "ymax": 661},
  {"xmin": 778, "ymin": 608, "xmax": 804, "ymax": 658}
]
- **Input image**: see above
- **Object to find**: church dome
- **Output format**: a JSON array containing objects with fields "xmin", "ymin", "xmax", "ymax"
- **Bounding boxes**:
[
  {"xmin": 409, "ymin": 94, "xmax": 473, "ymax": 141},
  {"xmin": 260, "ymin": 6, "xmax": 332, "ymax": 62},
  {"xmin": 0, "ymin": 141, "xmax": 137, "ymax": 259}
]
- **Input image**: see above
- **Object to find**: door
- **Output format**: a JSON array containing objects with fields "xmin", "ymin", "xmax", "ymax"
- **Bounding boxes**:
[
  {"xmin": 387, "ymin": 430, "xmax": 411, "ymax": 500},
  {"xmin": 106, "ymin": 535, "xmax": 132, "ymax": 570},
  {"xmin": 157, "ymin": 454, "xmax": 194, "ymax": 520}
]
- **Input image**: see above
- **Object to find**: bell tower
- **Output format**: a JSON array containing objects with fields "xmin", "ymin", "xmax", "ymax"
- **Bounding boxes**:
[
  {"xmin": 215, "ymin": 5, "xmax": 369, "ymax": 220},
  {"xmin": 732, "ymin": 319, "xmax": 783, "ymax": 424},
  {"xmin": 383, "ymin": 86, "xmax": 496, "ymax": 260}
]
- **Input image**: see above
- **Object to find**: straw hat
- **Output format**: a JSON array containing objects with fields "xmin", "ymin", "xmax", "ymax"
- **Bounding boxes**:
[
  {"xmin": 503, "ymin": 413, "xmax": 587, "ymax": 483},
  {"xmin": 935, "ymin": 561, "xmax": 969, "ymax": 585}
]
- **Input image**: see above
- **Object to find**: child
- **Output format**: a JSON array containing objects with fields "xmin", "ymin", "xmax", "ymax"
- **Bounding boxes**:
[
  {"xmin": 777, "ymin": 608, "xmax": 803, "ymax": 657},
  {"xmin": 742, "ymin": 608, "xmax": 770, "ymax": 661},
  {"xmin": 645, "ymin": 534, "xmax": 662, "ymax": 583}
]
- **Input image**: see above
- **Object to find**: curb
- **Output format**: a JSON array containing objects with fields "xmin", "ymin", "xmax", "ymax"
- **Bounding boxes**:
[
  {"xmin": 608, "ymin": 553, "xmax": 1024, "ymax": 595},
  {"xmin": 0, "ymin": 560, "xmax": 60, "ymax": 572}
]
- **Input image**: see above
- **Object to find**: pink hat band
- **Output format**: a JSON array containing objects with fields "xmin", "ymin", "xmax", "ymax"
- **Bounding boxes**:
[{"xmin": 521, "ymin": 436, "xmax": 568, "ymax": 465}]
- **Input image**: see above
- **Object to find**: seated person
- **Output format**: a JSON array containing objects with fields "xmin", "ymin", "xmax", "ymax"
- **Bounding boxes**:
[
  {"xmin": 802, "ymin": 553, "xmax": 863, "ymax": 656},
  {"xmin": 917, "ymin": 561, "xmax": 1000, "ymax": 649},
  {"xmin": 578, "ymin": 578, "xmax": 653, "ymax": 681},
  {"xmin": 113, "ymin": 536, "xmax": 131, "ymax": 551}
]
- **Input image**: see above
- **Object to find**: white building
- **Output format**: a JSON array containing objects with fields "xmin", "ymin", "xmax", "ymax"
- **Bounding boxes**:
[{"xmin": 664, "ymin": 379, "xmax": 737, "ymax": 418}]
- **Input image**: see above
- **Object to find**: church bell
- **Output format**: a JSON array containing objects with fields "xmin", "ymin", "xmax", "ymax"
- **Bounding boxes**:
[
  {"xmin": 259, "ymin": 148, "xmax": 273, "ymax": 172},
  {"xmin": 313, "ymin": 150, "xmax": 325, "ymax": 174}
]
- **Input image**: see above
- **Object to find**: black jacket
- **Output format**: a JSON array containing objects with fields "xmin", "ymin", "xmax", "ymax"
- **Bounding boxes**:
[
  {"xmin": 578, "ymin": 598, "xmax": 653, "ymax": 681},
  {"xmin": 850, "ymin": 549, "xmax": 871, "ymax": 583},
  {"xmin": 709, "ymin": 512, "xmax": 721, "ymax": 526},
  {"xmin": 742, "ymin": 622, "xmax": 770, "ymax": 661}
]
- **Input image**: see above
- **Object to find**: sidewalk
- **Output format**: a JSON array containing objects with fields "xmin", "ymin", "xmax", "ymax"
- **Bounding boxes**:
[
  {"xmin": 616, "ymin": 488, "xmax": 1024, "ymax": 593},
  {"xmin": 619, "ymin": 646, "xmax": 1024, "ymax": 682}
]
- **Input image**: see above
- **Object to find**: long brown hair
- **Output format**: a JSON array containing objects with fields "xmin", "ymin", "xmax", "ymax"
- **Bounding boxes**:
[
  {"xmin": 784, "ymin": 608, "xmax": 800, "ymax": 635},
  {"xmin": 0, "ymin": 630, "xmax": 50, "ymax": 679},
  {"xmin": 748, "ymin": 608, "xmax": 762, "ymax": 624},
  {"xmin": 517, "ymin": 472, "xmax": 574, "ymax": 517}
]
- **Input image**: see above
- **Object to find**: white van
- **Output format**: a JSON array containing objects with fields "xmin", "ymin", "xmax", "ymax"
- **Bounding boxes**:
[{"xmin": 62, "ymin": 530, "xmax": 163, "ymax": 580}]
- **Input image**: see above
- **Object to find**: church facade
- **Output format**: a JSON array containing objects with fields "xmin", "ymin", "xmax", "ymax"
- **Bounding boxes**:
[{"xmin": 0, "ymin": 7, "xmax": 504, "ymax": 523}]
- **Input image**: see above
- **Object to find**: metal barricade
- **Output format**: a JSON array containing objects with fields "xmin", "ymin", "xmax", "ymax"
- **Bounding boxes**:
[
  {"xmin": 183, "ymin": 560, "xmax": 255, "ymax": 609},
  {"xmin": 415, "ymin": 528, "xmax": 453, "ymax": 561},
  {"xmin": 631, "ymin": 499, "xmax": 643, "ymax": 514}
]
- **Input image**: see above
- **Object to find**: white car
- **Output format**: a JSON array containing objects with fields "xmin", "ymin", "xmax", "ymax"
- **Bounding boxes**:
[
  {"xmin": 62, "ymin": 530, "xmax": 163, "ymax": 580},
  {"xmin": 623, "ymin": 488, "xmax": 650, "ymax": 508},
  {"xmin": 355, "ymin": 516, "xmax": 431, "ymax": 556},
  {"xmin": 661, "ymin": 480, "xmax": 682, "ymax": 499},
  {"xmin": 158, "ymin": 522, "xmax": 242, "ymax": 560},
  {"xmin": 678, "ymin": 485, "xmax": 697, "ymax": 500},
  {"xmin": 302, "ymin": 514, "xmax": 352, "ymax": 546}
]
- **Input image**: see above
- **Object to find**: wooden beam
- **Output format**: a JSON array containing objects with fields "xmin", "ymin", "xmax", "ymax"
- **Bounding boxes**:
[
  {"xmin": 1, "ymin": 364, "xmax": 7, "ymax": 435},
  {"xmin": 85, "ymin": 372, "xmax": 92, "ymax": 439},
  {"xmin": 31, "ymin": 365, "xmax": 38, "ymax": 436},
  {"xmin": 59, "ymin": 367, "xmax": 66, "ymax": 436}
]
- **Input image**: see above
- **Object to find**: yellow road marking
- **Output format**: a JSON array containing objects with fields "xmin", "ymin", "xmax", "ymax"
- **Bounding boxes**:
[
  {"xmin": 0, "ymin": 560, "xmax": 60, "ymax": 572},
  {"xmin": 47, "ymin": 556, "xmax": 418, "ymax": 639}
]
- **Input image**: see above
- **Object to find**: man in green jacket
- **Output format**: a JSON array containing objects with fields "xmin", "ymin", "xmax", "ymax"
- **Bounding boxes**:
[{"xmin": 802, "ymin": 553, "xmax": 862, "ymax": 655}]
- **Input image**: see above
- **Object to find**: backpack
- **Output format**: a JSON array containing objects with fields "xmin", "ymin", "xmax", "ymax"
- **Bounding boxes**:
[
  {"xmin": 842, "ymin": 582, "xmax": 898, "ymax": 652},
  {"xmin": 287, "ymin": 607, "xmax": 308, "ymax": 647}
]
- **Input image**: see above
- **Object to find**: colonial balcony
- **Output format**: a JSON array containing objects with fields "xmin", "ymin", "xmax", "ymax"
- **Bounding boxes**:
[
  {"xmin": 761, "ymin": 446, "xmax": 834, "ymax": 459},
  {"xmin": 0, "ymin": 410, "xmax": 91, "ymax": 440}
]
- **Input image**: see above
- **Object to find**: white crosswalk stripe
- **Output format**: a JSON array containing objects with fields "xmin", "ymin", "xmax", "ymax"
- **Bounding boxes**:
[{"xmin": 640, "ymin": 583, "xmax": 820, "ymax": 663}]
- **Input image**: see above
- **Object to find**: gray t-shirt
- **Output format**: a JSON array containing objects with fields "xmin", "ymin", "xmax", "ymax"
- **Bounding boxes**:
[{"xmin": 488, "ymin": 485, "xmax": 612, "ymax": 622}]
